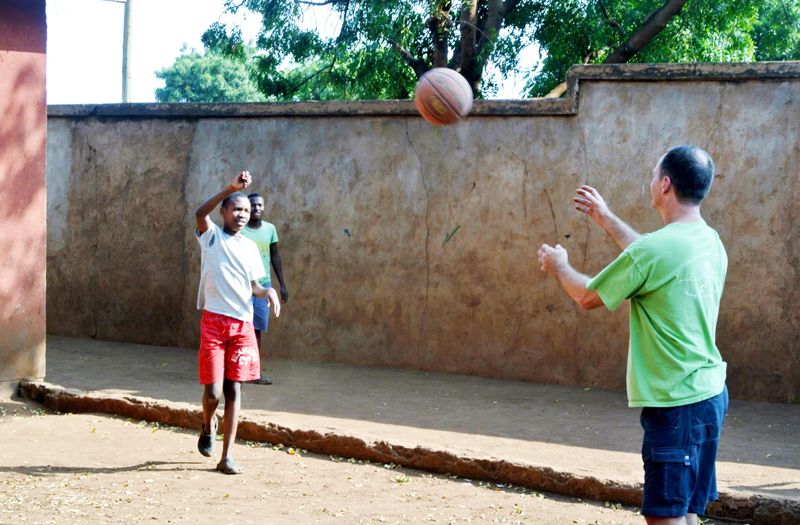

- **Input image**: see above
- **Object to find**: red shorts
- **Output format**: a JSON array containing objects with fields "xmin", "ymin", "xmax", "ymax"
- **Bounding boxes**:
[{"xmin": 198, "ymin": 311, "xmax": 260, "ymax": 384}]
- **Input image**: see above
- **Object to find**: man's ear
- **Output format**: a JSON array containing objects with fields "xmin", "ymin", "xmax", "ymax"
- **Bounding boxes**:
[{"xmin": 661, "ymin": 175, "xmax": 672, "ymax": 195}]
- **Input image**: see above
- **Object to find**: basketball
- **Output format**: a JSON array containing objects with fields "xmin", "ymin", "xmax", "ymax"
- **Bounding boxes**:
[{"xmin": 414, "ymin": 68, "xmax": 474, "ymax": 126}]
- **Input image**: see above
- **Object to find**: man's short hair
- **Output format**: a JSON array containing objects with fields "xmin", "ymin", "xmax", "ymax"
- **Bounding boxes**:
[
  {"xmin": 247, "ymin": 192, "xmax": 263, "ymax": 200},
  {"xmin": 659, "ymin": 146, "xmax": 715, "ymax": 206},
  {"xmin": 221, "ymin": 192, "xmax": 248, "ymax": 209}
]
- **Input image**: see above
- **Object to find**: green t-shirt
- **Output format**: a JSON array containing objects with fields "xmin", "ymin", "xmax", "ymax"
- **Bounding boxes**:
[
  {"xmin": 241, "ymin": 221, "xmax": 279, "ymax": 286},
  {"xmin": 586, "ymin": 220, "xmax": 728, "ymax": 408}
]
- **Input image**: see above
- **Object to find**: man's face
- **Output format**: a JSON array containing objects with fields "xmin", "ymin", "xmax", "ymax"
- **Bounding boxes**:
[
  {"xmin": 249, "ymin": 196, "xmax": 265, "ymax": 221},
  {"xmin": 221, "ymin": 196, "xmax": 251, "ymax": 232},
  {"xmin": 650, "ymin": 156, "xmax": 666, "ymax": 210}
]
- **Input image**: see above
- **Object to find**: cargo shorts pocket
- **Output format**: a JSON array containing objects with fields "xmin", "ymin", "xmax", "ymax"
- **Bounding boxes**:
[{"xmin": 646, "ymin": 446, "xmax": 698, "ymax": 504}]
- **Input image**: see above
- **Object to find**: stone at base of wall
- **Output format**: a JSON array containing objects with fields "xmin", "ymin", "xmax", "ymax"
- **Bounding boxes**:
[{"xmin": 0, "ymin": 380, "xmax": 20, "ymax": 400}]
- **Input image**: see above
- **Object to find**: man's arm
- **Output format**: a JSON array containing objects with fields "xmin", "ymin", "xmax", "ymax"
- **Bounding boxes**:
[
  {"xmin": 269, "ymin": 243, "xmax": 288, "ymax": 304},
  {"xmin": 195, "ymin": 171, "xmax": 251, "ymax": 233},
  {"xmin": 251, "ymin": 281, "xmax": 281, "ymax": 317},
  {"xmin": 538, "ymin": 244, "xmax": 605, "ymax": 310},
  {"xmin": 574, "ymin": 185, "xmax": 640, "ymax": 250}
]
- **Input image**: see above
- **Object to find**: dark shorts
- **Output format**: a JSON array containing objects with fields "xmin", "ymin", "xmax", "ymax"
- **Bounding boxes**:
[
  {"xmin": 640, "ymin": 386, "xmax": 728, "ymax": 517},
  {"xmin": 252, "ymin": 289, "xmax": 271, "ymax": 332}
]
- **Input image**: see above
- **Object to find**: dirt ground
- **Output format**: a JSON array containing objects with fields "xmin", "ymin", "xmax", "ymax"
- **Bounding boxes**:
[{"xmin": 0, "ymin": 398, "xmax": 738, "ymax": 525}]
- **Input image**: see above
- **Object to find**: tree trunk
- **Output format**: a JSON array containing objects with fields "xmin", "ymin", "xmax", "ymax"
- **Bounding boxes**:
[
  {"xmin": 462, "ymin": 0, "xmax": 506, "ymax": 96},
  {"xmin": 459, "ymin": 0, "xmax": 478, "ymax": 76},
  {"xmin": 429, "ymin": 2, "xmax": 453, "ymax": 68}
]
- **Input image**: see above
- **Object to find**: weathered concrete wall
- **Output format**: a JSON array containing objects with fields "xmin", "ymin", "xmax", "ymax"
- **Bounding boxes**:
[
  {"xmin": 46, "ymin": 63, "xmax": 800, "ymax": 404},
  {"xmin": 0, "ymin": 0, "xmax": 47, "ymax": 397}
]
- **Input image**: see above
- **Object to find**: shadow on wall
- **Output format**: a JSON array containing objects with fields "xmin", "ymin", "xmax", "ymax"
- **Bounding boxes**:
[{"xmin": 0, "ymin": 60, "xmax": 47, "ymax": 382}]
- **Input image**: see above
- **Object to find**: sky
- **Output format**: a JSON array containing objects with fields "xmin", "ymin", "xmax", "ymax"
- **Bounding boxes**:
[{"xmin": 46, "ymin": 0, "xmax": 534, "ymax": 104}]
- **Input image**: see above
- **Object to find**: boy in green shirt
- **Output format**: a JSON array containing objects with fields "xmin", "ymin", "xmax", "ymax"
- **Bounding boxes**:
[
  {"xmin": 538, "ymin": 146, "xmax": 728, "ymax": 525},
  {"xmin": 241, "ymin": 193, "xmax": 289, "ymax": 385}
]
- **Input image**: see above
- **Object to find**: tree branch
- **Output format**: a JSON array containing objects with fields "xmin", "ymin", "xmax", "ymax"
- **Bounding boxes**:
[
  {"xmin": 388, "ymin": 39, "xmax": 430, "ymax": 78},
  {"xmin": 292, "ymin": 62, "xmax": 336, "ymax": 93},
  {"xmin": 604, "ymin": 0, "xmax": 688, "ymax": 63}
]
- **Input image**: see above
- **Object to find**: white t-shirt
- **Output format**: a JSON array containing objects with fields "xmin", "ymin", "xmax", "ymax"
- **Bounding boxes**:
[{"xmin": 195, "ymin": 222, "xmax": 266, "ymax": 322}]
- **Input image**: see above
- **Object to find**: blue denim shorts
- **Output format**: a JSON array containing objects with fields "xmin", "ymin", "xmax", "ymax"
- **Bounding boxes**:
[
  {"xmin": 251, "ymin": 290, "xmax": 271, "ymax": 332},
  {"xmin": 640, "ymin": 386, "xmax": 728, "ymax": 517}
]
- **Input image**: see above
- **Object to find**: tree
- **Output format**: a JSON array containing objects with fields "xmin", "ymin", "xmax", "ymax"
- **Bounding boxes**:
[
  {"xmin": 202, "ymin": 0, "xmax": 540, "ymax": 99},
  {"xmin": 205, "ymin": 0, "xmax": 797, "ymax": 101},
  {"xmin": 528, "ymin": 0, "xmax": 760, "ymax": 97},
  {"xmin": 155, "ymin": 44, "xmax": 266, "ymax": 102},
  {"xmin": 752, "ymin": 0, "xmax": 800, "ymax": 61}
]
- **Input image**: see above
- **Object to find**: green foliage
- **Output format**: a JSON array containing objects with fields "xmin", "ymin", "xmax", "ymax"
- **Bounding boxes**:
[
  {"xmin": 752, "ymin": 0, "xmax": 800, "ymax": 61},
  {"xmin": 197, "ymin": 0, "xmax": 799, "ymax": 101},
  {"xmin": 527, "ymin": 0, "xmax": 761, "ymax": 97},
  {"xmin": 155, "ymin": 44, "xmax": 266, "ymax": 102},
  {"xmin": 206, "ymin": 0, "xmax": 538, "ymax": 100}
]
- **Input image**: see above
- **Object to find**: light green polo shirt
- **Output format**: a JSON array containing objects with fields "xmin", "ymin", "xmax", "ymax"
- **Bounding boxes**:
[
  {"xmin": 587, "ymin": 220, "xmax": 728, "ymax": 408},
  {"xmin": 241, "ymin": 221, "xmax": 279, "ymax": 286}
]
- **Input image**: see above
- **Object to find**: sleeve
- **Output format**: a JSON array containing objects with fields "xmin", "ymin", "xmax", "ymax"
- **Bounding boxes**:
[
  {"xmin": 270, "ymin": 224, "xmax": 279, "ymax": 244},
  {"xmin": 195, "ymin": 223, "xmax": 217, "ymax": 249},
  {"xmin": 586, "ymin": 251, "xmax": 647, "ymax": 311},
  {"xmin": 248, "ymin": 243, "xmax": 268, "ymax": 282}
]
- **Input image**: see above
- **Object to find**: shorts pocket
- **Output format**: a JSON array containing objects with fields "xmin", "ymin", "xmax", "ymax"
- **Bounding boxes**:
[
  {"xmin": 641, "ymin": 406, "xmax": 681, "ymax": 430},
  {"xmin": 647, "ymin": 446, "xmax": 698, "ymax": 504}
]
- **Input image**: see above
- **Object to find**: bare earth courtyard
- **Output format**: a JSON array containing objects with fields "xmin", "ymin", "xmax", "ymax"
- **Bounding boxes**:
[{"xmin": 1, "ymin": 397, "xmax": 736, "ymax": 525}]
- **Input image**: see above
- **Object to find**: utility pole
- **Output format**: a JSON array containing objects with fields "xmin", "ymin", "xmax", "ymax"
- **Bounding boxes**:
[{"xmin": 121, "ymin": 0, "xmax": 134, "ymax": 102}]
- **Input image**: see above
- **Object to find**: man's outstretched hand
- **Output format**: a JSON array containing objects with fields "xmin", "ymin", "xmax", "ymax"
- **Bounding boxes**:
[
  {"xmin": 230, "ymin": 171, "xmax": 252, "ymax": 192},
  {"xmin": 538, "ymin": 243, "xmax": 568, "ymax": 276},
  {"xmin": 574, "ymin": 185, "xmax": 611, "ymax": 227}
]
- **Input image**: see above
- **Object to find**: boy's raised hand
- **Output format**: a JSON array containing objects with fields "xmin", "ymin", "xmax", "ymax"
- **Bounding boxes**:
[{"xmin": 230, "ymin": 171, "xmax": 252, "ymax": 191}]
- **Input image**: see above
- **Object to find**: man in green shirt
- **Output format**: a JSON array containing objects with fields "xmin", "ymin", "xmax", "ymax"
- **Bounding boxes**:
[
  {"xmin": 241, "ymin": 193, "xmax": 289, "ymax": 386},
  {"xmin": 538, "ymin": 146, "xmax": 728, "ymax": 524}
]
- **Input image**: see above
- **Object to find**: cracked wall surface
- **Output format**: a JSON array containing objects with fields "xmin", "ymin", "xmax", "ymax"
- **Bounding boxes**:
[{"xmin": 46, "ymin": 76, "xmax": 800, "ymax": 404}]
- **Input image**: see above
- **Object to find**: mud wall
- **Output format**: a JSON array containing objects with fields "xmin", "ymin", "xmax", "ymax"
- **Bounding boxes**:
[
  {"xmin": 45, "ymin": 63, "xmax": 800, "ymax": 403},
  {"xmin": 0, "ymin": 0, "xmax": 47, "ymax": 398}
]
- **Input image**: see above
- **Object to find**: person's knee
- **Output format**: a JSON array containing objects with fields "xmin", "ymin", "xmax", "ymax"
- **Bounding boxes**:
[
  {"xmin": 223, "ymin": 379, "xmax": 241, "ymax": 400},
  {"xmin": 204, "ymin": 383, "xmax": 223, "ymax": 403}
]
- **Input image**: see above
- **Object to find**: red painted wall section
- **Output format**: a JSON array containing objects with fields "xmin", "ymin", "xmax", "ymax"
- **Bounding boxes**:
[{"xmin": 0, "ymin": 0, "xmax": 47, "ymax": 385}]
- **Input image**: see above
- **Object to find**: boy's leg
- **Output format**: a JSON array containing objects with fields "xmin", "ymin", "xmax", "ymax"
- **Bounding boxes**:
[
  {"xmin": 250, "ymin": 295, "xmax": 272, "ymax": 385},
  {"xmin": 216, "ymin": 318, "xmax": 260, "ymax": 474},
  {"xmin": 198, "ymin": 312, "xmax": 227, "ymax": 456},
  {"xmin": 644, "ymin": 516, "xmax": 694, "ymax": 525},
  {"xmin": 202, "ymin": 381, "xmax": 223, "ymax": 430},
  {"xmin": 217, "ymin": 378, "xmax": 244, "ymax": 473}
]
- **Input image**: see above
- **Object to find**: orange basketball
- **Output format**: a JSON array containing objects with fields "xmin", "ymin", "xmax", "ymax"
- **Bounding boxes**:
[{"xmin": 414, "ymin": 68, "xmax": 474, "ymax": 126}]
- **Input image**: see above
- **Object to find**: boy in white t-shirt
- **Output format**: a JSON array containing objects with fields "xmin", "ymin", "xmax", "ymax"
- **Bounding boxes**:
[{"xmin": 194, "ymin": 171, "xmax": 280, "ymax": 475}]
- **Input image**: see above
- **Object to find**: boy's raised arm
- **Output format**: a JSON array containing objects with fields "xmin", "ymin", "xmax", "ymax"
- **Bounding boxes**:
[{"xmin": 195, "ymin": 171, "xmax": 252, "ymax": 233}]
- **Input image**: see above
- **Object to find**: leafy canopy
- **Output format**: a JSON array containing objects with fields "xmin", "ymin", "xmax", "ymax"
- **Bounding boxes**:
[
  {"xmin": 528, "ymin": 0, "xmax": 774, "ymax": 96},
  {"xmin": 159, "ymin": 0, "xmax": 800, "ymax": 102},
  {"xmin": 155, "ymin": 44, "xmax": 266, "ymax": 102}
]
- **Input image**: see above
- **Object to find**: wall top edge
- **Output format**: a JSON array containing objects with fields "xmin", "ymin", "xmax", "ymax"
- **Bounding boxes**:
[{"xmin": 48, "ymin": 61, "xmax": 800, "ymax": 119}]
